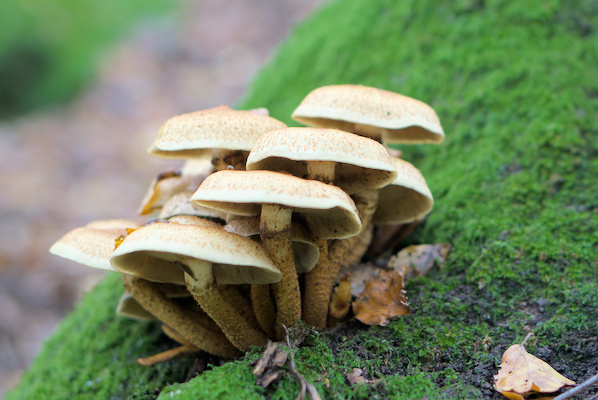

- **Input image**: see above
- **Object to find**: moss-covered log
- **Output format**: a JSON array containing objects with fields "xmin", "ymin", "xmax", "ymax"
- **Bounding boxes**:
[{"xmin": 7, "ymin": 0, "xmax": 598, "ymax": 398}]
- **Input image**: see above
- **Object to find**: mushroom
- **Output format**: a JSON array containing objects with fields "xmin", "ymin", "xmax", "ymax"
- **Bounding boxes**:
[
  {"xmin": 111, "ymin": 220, "xmax": 282, "ymax": 352},
  {"xmin": 122, "ymin": 274, "xmax": 240, "ymax": 358},
  {"xmin": 49, "ymin": 219, "xmax": 237, "ymax": 358},
  {"xmin": 224, "ymin": 216, "xmax": 320, "ymax": 337},
  {"xmin": 158, "ymin": 191, "xmax": 228, "ymax": 222},
  {"xmin": 137, "ymin": 169, "xmax": 208, "ymax": 215},
  {"xmin": 49, "ymin": 219, "xmax": 142, "ymax": 272},
  {"xmin": 291, "ymin": 84, "xmax": 444, "ymax": 144},
  {"xmin": 148, "ymin": 105, "xmax": 287, "ymax": 171},
  {"xmin": 246, "ymin": 127, "xmax": 397, "ymax": 328},
  {"xmin": 116, "ymin": 291, "xmax": 157, "ymax": 321},
  {"xmin": 191, "ymin": 169, "xmax": 362, "ymax": 338},
  {"xmin": 371, "ymin": 157, "xmax": 434, "ymax": 225}
]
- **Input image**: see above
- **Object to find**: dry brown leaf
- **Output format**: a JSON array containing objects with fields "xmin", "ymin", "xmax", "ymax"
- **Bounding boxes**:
[
  {"xmin": 346, "ymin": 368, "xmax": 380, "ymax": 386},
  {"xmin": 494, "ymin": 339, "xmax": 575, "ymax": 399},
  {"xmin": 352, "ymin": 269, "xmax": 409, "ymax": 326},
  {"xmin": 387, "ymin": 243, "xmax": 451, "ymax": 279}
]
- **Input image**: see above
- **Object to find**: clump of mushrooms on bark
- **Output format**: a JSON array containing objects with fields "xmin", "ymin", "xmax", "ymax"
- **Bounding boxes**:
[{"xmin": 49, "ymin": 85, "xmax": 443, "ymax": 363}]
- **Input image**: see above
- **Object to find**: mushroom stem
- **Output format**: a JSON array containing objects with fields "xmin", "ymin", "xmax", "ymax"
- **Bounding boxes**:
[
  {"xmin": 212, "ymin": 149, "xmax": 248, "ymax": 171},
  {"xmin": 183, "ymin": 259, "xmax": 268, "ymax": 352},
  {"xmin": 329, "ymin": 190, "xmax": 379, "ymax": 278},
  {"xmin": 306, "ymin": 161, "xmax": 336, "ymax": 183},
  {"xmin": 250, "ymin": 284, "xmax": 277, "ymax": 339},
  {"xmin": 300, "ymin": 160, "xmax": 336, "ymax": 328},
  {"xmin": 121, "ymin": 275, "xmax": 240, "ymax": 359},
  {"xmin": 302, "ymin": 237, "xmax": 330, "ymax": 328},
  {"xmin": 259, "ymin": 204, "xmax": 301, "ymax": 340}
]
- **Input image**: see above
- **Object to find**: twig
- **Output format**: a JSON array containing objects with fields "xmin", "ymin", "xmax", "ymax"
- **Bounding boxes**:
[
  {"xmin": 282, "ymin": 325, "xmax": 322, "ymax": 400},
  {"xmin": 136, "ymin": 345, "xmax": 198, "ymax": 366},
  {"xmin": 553, "ymin": 372, "xmax": 598, "ymax": 400}
]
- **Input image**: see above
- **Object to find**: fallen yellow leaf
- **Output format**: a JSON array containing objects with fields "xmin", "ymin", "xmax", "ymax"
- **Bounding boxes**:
[{"xmin": 494, "ymin": 336, "xmax": 575, "ymax": 399}]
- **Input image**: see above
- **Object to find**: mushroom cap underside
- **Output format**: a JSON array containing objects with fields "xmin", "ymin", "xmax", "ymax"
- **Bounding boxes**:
[
  {"xmin": 246, "ymin": 127, "xmax": 397, "ymax": 193},
  {"xmin": 110, "ymin": 221, "xmax": 282, "ymax": 285},
  {"xmin": 191, "ymin": 170, "xmax": 362, "ymax": 239}
]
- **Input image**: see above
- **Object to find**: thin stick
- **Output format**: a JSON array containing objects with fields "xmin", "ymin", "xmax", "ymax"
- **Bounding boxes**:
[
  {"xmin": 553, "ymin": 372, "xmax": 598, "ymax": 400},
  {"xmin": 137, "ymin": 345, "xmax": 198, "ymax": 366},
  {"xmin": 282, "ymin": 325, "xmax": 322, "ymax": 400}
]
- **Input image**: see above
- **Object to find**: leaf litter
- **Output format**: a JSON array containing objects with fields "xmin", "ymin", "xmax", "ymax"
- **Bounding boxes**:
[
  {"xmin": 332, "ymin": 243, "xmax": 451, "ymax": 326},
  {"xmin": 494, "ymin": 333, "xmax": 576, "ymax": 400}
]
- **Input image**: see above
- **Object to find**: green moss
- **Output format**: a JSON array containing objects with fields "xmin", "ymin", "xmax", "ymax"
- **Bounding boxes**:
[
  {"xmin": 4, "ymin": 273, "xmax": 194, "ymax": 400},
  {"xmin": 8, "ymin": 0, "xmax": 598, "ymax": 398}
]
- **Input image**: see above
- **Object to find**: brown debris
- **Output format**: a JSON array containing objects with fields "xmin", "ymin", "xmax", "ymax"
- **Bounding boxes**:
[{"xmin": 352, "ymin": 269, "xmax": 410, "ymax": 326}]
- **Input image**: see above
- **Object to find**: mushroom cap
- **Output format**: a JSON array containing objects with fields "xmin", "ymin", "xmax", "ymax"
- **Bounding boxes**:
[
  {"xmin": 158, "ymin": 191, "xmax": 228, "ymax": 221},
  {"xmin": 50, "ymin": 219, "xmax": 141, "ymax": 271},
  {"xmin": 166, "ymin": 214, "xmax": 225, "ymax": 229},
  {"xmin": 181, "ymin": 158, "xmax": 215, "ymax": 176},
  {"xmin": 116, "ymin": 291, "xmax": 157, "ymax": 321},
  {"xmin": 291, "ymin": 85, "xmax": 444, "ymax": 144},
  {"xmin": 373, "ymin": 157, "xmax": 434, "ymax": 224},
  {"xmin": 224, "ymin": 217, "xmax": 320, "ymax": 273},
  {"xmin": 246, "ymin": 127, "xmax": 397, "ymax": 194},
  {"xmin": 148, "ymin": 105, "xmax": 288, "ymax": 159},
  {"xmin": 138, "ymin": 171, "xmax": 206, "ymax": 215},
  {"xmin": 191, "ymin": 170, "xmax": 361, "ymax": 239},
  {"xmin": 110, "ymin": 221, "xmax": 282, "ymax": 285}
]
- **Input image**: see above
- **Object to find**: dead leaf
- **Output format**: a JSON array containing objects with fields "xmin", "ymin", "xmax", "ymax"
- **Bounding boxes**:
[
  {"xmin": 346, "ymin": 368, "xmax": 380, "ymax": 386},
  {"xmin": 352, "ymin": 269, "xmax": 410, "ymax": 326},
  {"xmin": 252, "ymin": 341, "xmax": 288, "ymax": 388},
  {"xmin": 387, "ymin": 244, "xmax": 451, "ymax": 279},
  {"xmin": 494, "ymin": 336, "xmax": 575, "ymax": 399}
]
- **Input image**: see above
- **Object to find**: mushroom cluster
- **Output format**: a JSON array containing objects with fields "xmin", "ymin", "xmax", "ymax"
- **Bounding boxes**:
[{"xmin": 50, "ymin": 85, "xmax": 443, "ymax": 362}]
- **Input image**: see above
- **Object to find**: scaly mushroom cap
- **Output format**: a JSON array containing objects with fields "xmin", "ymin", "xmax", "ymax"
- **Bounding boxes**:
[
  {"xmin": 291, "ymin": 84, "xmax": 444, "ymax": 144},
  {"xmin": 148, "ymin": 105, "xmax": 287, "ymax": 159},
  {"xmin": 246, "ymin": 127, "xmax": 397, "ymax": 194},
  {"xmin": 110, "ymin": 221, "xmax": 282, "ymax": 285},
  {"xmin": 224, "ymin": 217, "xmax": 320, "ymax": 273},
  {"xmin": 191, "ymin": 170, "xmax": 362, "ymax": 240},
  {"xmin": 138, "ymin": 171, "xmax": 206, "ymax": 215},
  {"xmin": 373, "ymin": 157, "xmax": 434, "ymax": 224},
  {"xmin": 50, "ymin": 219, "xmax": 141, "ymax": 271}
]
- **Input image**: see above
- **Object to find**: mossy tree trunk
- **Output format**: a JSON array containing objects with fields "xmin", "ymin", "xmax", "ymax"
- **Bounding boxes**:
[{"xmin": 7, "ymin": 0, "xmax": 598, "ymax": 399}]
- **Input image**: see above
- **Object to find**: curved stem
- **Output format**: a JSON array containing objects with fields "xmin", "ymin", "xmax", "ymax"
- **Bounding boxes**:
[
  {"xmin": 184, "ymin": 271, "xmax": 268, "ymax": 352},
  {"xmin": 251, "ymin": 284, "xmax": 277, "ymax": 339},
  {"xmin": 260, "ymin": 204, "xmax": 300, "ymax": 340},
  {"xmin": 212, "ymin": 149, "xmax": 248, "ymax": 171},
  {"xmin": 122, "ymin": 275, "xmax": 239, "ymax": 359},
  {"xmin": 302, "ymin": 237, "xmax": 330, "ymax": 328},
  {"xmin": 329, "ymin": 190, "xmax": 379, "ymax": 278}
]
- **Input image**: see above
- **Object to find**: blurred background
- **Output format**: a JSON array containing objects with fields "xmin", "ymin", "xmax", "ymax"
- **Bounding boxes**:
[{"xmin": 0, "ymin": 0, "xmax": 326, "ymax": 395}]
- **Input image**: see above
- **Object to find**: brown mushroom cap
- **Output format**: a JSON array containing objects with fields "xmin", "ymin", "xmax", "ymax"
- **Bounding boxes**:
[
  {"xmin": 373, "ymin": 157, "xmax": 434, "ymax": 224},
  {"xmin": 110, "ymin": 220, "xmax": 281, "ymax": 285},
  {"xmin": 291, "ymin": 85, "xmax": 444, "ymax": 144},
  {"xmin": 246, "ymin": 127, "xmax": 397, "ymax": 194},
  {"xmin": 191, "ymin": 170, "xmax": 361, "ymax": 240},
  {"xmin": 50, "ymin": 219, "xmax": 141, "ymax": 271},
  {"xmin": 148, "ymin": 105, "xmax": 287, "ymax": 160}
]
